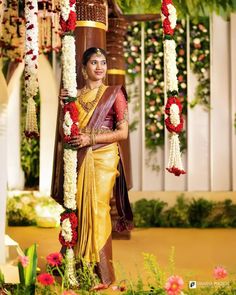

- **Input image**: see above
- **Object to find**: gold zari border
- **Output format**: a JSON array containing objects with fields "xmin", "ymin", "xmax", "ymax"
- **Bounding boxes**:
[
  {"xmin": 107, "ymin": 69, "xmax": 126, "ymax": 75},
  {"xmin": 76, "ymin": 20, "xmax": 107, "ymax": 31}
]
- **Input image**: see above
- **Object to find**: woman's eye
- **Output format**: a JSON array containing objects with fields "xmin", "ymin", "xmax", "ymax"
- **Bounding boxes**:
[
  {"xmin": 101, "ymin": 61, "xmax": 107, "ymax": 65},
  {"xmin": 91, "ymin": 61, "xmax": 97, "ymax": 65}
]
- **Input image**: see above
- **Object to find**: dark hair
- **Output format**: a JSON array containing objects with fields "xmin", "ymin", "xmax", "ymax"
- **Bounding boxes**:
[{"xmin": 82, "ymin": 47, "xmax": 107, "ymax": 66}]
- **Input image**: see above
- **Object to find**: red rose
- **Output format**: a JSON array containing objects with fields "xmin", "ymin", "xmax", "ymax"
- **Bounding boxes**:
[
  {"xmin": 71, "ymin": 124, "xmax": 79, "ymax": 136},
  {"xmin": 163, "ymin": 18, "xmax": 174, "ymax": 35},
  {"xmin": 63, "ymin": 102, "xmax": 79, "ymax": 122},
  {"xmin": 69, "ymin": 0, "xmax": 76, "ymax": 6},
  {"xmin": 165, "ymin": 115, "xmax": 184, "ymax": 134},
  {"xmin": 161, "ymin": 4, "xmax": 169, "ymax": 17},
  {"xmin": 60, "ymin": 212, "xmax": 78, "ymax": 229},
  {"xmin": 60, "ymin": 16, "xmax": 67, "ymax": 32},
  {"xmin": 67, "ymin": 11, "xmax": 76, "ymax": 31},
  {"xmin": 166, "ymin": 166, "xmax": 186, "ymax": 176},
  {"xmin": 165, "ymin": 97, "xmax": 182, "ymax": 115},
  {"xmin": 59, "ymin": 230, "xmax": 77, "ymax": 247}
]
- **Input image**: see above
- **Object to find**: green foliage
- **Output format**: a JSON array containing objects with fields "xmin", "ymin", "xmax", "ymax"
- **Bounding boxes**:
[
  {"xmin": 116, "ymin": 0, "xmax": 236, "ymax": 19},
  {"xmin": 161, "ymin": 194, "xmax": 190, "ymax": 227},
  {"xmin": 132, "ymin": 195, "xmax": 236, "ymax": 228},
  {"xmin": 76, "ymin": 259, "xmax": 99, "ymax": 291},
  {"xmin": 190, "ymin": 18, "xmax": 211, "ymax": 110},
  {"xmin": 188, "ymin": 198, "xmax": 214, "ymax": 227},
  {"xmin": 133, "ymin": 198, "xmax": 167, "ymax": 227}
]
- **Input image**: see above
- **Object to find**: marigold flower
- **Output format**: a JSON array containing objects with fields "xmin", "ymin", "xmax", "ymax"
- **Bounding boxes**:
[
  {"xmin": 165, "ymin": 275, "xmax": 184, "ymax": 295},
  {"xmin": 37, "ymin": 273, "xmax": 55, "ymax": 286},
  {"xmin": 46, "ymin": 252, "xmax": 63, "ymax": 267},
  {"xmin": 18, "ymin": 255, "xmax": 29, "ymax": 268},
  {"xmin": 213, "ymin": 266, "xmax": 227, "ymax": 279}
]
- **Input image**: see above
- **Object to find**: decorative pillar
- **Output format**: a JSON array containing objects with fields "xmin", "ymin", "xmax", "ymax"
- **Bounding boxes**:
[
  {"xmin": 107, "ymin": 17, "xmax": 132, "ymax": 239},
  {"xmin": 75, "ymin": 0, "xmax": 107, "ymax": 88},
  {"xmin": 106, "ymin": 18, "xmax": 127, "ymax": 85}
]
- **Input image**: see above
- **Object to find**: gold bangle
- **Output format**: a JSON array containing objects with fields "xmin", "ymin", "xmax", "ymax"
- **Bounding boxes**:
[{"xmin": 90, "ymin": 132, "xmax": 96, "ymax": 146}]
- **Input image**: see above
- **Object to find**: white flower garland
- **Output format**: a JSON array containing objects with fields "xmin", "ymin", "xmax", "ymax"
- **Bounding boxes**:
[
  {"xmin": 167, "ymin": 4, "xmax": 177, "ymax": 29},
  {"xmin": 163, "ymin": 40, "xmax": 178, "ymax": 92},
  {"xmin": 63, "ymin": 111, "xmax": 73, "ymax": 136},
  {"xmin": 60, "ymin": 0, "xmax": 71, "ymax": 21},
  {"xmin": 61, "ymin": 218, "xmax": 73, "ymax": 242},
  {"xmin": 63, "ymin": 149, "xmax": 77, "ymax": 210},
  {"xmin": 65, "ymin": 248, "xmax": 78, "ymax": 287},
  {"xmin": 24, "ymin": 0, "xmax": 39, "ymax": 136},
  {"xmin": 25, "ymin": 0, "xmax": 39, "ymax": 99},
  {"xmin": 170, "ymin": 103, "xmax": 180, "ymax": 126},
  {"xmin": 62, "ymin": 35, "xmax": 77, "ymax": 97},
  {"xmin": 162, "ymin": 0, "xmax": 185, "ymax": 176},
  {"xmin": 60, "ymin": 0, "xmax": 78, "ymax": 286}
]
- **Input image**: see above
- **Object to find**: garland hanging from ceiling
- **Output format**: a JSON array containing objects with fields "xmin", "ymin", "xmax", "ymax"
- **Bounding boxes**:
[{"xmin": 161, "ymin": 0, "xmax": 186, "ymax": 176}]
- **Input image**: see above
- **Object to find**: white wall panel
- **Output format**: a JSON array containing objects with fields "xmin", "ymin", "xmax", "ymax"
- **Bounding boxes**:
[
  {"xmin": 38, "ymin": 55, "xmax": 58, "ymax": 194},
  {"xmin": 7, "ymin": 63, "xmax": 25, "ymax": 189},
  {"xmin": 0, "ymin": 70, "xmax": 8, "ymax": 264},
  {"xmin": 187, "ymin": 71, "xmax": 210, "ymax": 190},
  {"xmin": 211, "ymin": 14, "xmax": 231, "ymax": 190},
  {"xmin": 230, "ymin": 13, "xmax": 236, "ymax": 190}
]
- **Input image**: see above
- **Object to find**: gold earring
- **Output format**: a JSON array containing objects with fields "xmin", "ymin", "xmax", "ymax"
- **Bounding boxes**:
[{"xmin": 82, "ymin": 68, "xmax": 88, "ymax": 80}]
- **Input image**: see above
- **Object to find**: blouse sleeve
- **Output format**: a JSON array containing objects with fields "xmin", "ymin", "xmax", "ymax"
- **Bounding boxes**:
[{"xmin": 113, "ymin": 89, "xmax": 129, "ymax": 127}]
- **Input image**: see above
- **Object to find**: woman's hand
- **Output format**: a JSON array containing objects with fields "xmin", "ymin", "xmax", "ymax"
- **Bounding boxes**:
[
  {"xmin": 59, "ymin": 88, "xmax": 68, "ymax": 107},
  {"xmin": 68, "ymin": 133, "xmax": 91, "ymax": 149}
]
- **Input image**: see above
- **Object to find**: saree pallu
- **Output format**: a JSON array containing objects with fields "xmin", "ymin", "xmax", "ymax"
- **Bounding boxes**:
[{"xmin": 76, "ymin": 143, "xmax": 119, "ymax": 284}]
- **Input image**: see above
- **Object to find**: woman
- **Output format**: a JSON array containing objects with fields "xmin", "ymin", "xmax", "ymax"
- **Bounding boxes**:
[{"xmin": 51, "ymin": 47, "xmax": 133, "ymax": 289}]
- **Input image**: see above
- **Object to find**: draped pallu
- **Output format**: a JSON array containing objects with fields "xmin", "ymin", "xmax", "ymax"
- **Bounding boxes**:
[{"xmin": 106, "ymin": 17, "xmax": 133, "ymax": 239}]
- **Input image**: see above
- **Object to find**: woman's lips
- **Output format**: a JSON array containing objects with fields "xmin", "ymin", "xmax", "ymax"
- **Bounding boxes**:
[{"xmin": 95, "ymin": 71, "xmax": 103, "ymax": 75}]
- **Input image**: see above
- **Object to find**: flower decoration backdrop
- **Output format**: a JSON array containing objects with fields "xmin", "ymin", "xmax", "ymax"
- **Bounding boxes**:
[{"xmin": 124, "ymin": 19, "xmax": 189, "ymax": 154}]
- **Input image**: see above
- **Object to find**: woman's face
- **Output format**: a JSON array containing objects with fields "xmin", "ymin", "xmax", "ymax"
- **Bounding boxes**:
[{"xmin": 85, "ymin": 53, "xmax": 107, "ymax": 81}]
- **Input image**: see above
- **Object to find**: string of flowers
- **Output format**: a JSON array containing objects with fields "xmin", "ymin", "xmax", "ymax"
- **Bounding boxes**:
[
  {"xmin": 59, "ymin": 0, "xmax": 78, "ymax": 287},
  {"xmin": 190, "ymin": 17, "xmax": 210, "ymax": 109},
  {"xmin": 162, "ymin": 0, "xmax": 186, "ymax": 176},
  {"xmin": 24, "ymin": 0, "xmax": 39, "ymax": 138}
]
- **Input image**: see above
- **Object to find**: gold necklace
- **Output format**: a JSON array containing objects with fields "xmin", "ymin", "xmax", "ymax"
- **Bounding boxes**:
[{"xmin": 78, "ymin": 84, "xmax": 105, "ymax": 113}]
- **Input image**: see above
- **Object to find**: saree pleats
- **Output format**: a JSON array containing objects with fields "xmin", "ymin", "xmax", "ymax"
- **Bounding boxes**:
[{"xmin": 76, "ymin": 143, "xmax": 119, "ymax": 264}]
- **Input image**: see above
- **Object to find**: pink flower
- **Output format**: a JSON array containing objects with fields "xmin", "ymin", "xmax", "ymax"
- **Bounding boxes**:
[
  {"xmin": 62, "ymin": 290, "xmax": 78, "ymax": 295},
  {"xmin": 46, "ymin": 252, "xmax": 63, "ymax": 267},
  {"xmin": 18, "ymin": 255, "xmax": 29, "ymax": 267},
  {"xmin": 37, "ymin": 273, "xmax": 55, "ymax": 286},
  {"xmin": 165, "ymin": 275, "xmax": 184, "ymax": 295},
  {"xmin": 213, "ymin": 266, "xmax": 227, "ymax": 279}
]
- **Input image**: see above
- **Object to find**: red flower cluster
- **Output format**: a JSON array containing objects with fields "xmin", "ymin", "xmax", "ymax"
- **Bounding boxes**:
[
  {"xmin": 63, "ymin": 102, "xmax": 79, "ymax": 143},
  {"xmin": 60, "ymin": 11, "xmax": 76, "ymax": 33},
  {"xmin": 163, "ymin": 18, "xmax": 174, "ymax": 36},
  {"xmin": 165, "ymin": 97, "xmax": 182, "ymax": 115},
  {"xmin": 166, "ymin": 167, "xmax": 186, "ymax": 176},
  {"xmin": 165, "ymin": 97, "xmax": 183, "ymax": 134},
  {"xmin": 165, "ymin": 115, "xmax": 183, "ymax": 134},
  {"xmin": 46, "ymin": 252, "xmax": 63, "ymax": 267},
  {"xmin": 37, "ymin": 273, "xmax": 55, "ymax": 286},
  {"xmin": 59, "ymin": 212, "xmax": 78, "ymax": 248}
]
